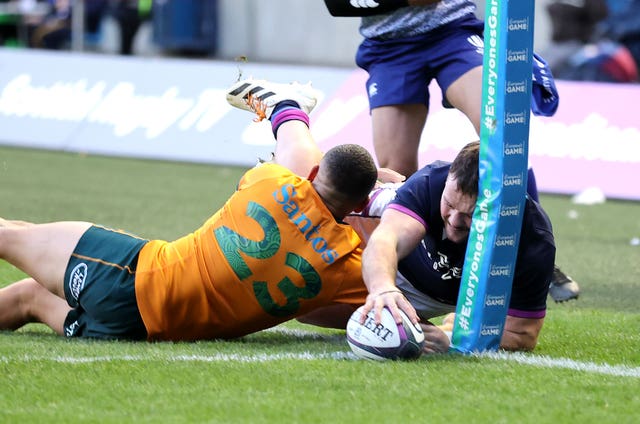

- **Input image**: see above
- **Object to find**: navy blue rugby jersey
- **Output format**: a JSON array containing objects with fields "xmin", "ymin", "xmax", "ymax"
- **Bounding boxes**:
[{"xmin": 388, "ymin": 161, "xmax": 556, "ymax": 318}]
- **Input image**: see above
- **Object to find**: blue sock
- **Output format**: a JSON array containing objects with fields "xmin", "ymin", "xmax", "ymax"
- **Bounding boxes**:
[{"xmin": 270, "ymin": 100, "xmax": 301, "ymax": 121}]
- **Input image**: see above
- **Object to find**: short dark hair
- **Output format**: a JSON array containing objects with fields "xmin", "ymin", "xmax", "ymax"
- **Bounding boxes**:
[
  {"xmin": 321, "ymin": 144, "xmax": 377, "ymax": 203},
  {"xmin": 449, "ymin": 141, "xmax": 479, "ymax": 197}
]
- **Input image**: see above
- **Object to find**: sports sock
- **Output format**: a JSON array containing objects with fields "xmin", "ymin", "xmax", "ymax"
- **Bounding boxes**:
[{"xmin": 270, "ymin": 101, "xmax": 309, "ymax": 137}]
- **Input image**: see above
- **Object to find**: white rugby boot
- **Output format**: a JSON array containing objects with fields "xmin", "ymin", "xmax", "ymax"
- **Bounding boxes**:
[
  {"xmin": 226, "ymin": 78, "xmax": 319, "ymax": 121},
  {"xmin": 548, "ymin": 265, "xmax": 580, "ymax": 302}
]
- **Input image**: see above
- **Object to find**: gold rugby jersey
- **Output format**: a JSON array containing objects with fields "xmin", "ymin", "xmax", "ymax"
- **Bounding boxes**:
[{"xmin": 135, "ymin": 164, "xmax": 367, "ymax": 341}]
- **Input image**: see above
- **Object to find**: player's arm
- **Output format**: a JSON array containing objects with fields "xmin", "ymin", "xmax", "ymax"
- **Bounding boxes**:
[
  {"xmin": 324, "ymin": 0, "xmax": 440, "ymax": 17},
  {"xmin": 420, "ymin": 321, "xmax": 453, "ymax": 354},
  {"xmin": 419, "ymin": 312, "xmax": 544, "ymax": 354},
  {"xmin": 500, "ymin": 315, "xmax": 544, "ymax": 351},
  {"xmin": 296, "ymin": 304, "xmax": 358, "ymax": 329},
  {"xmin": 431, "ymin": 312, "xmax": 543, "ymax": 352},
  {"xmin": 363, "ymin": 208, "xmax": 424, "ymax": 294},
  {"xmin": 361, "ymin": 208, "xmax": 425, "ymax": 324}
]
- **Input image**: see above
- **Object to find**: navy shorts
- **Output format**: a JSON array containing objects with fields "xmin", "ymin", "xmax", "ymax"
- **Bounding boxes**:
[
  {"xmin": 63, "ymin": 225, "xmax": 149, "ymax": 340},
  {"xmin": 355, "ymin": 14, "xmax": 485, "ymax": 110}
]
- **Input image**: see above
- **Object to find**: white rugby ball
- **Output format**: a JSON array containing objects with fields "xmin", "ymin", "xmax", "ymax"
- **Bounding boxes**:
[{"xmin": 346, "ymin": 305, "xmax": 425, "ymax": 361}]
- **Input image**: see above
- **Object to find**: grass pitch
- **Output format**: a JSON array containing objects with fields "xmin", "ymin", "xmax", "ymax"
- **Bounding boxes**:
[{"xmin": 1, "ymin": 146, "xmax": 639, "ymax": 423}]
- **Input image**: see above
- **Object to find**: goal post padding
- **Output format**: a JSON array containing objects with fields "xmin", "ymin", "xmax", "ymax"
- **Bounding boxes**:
[{"xmin": 451, "ymin": 0, "xmax": 535, "ymax": 353}]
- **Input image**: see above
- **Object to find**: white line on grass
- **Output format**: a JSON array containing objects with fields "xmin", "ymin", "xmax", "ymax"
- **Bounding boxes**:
[
  {"xmin": 2, "ymin": 350, "xmax": 639, "ymax": 378},
  {"xmin": 263, "ymin": 327, "xmax": 345, "ymax": 340},
  {"xmin": 477, "ymin": 351, "xmax": 640, "ymax": 378},
  {"xmin": 0, "ymin": 352, "xmax": 355, "ymax": 364}
]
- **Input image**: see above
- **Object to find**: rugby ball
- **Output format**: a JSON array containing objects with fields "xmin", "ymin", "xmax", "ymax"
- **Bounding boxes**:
[{"xmin": 346, "ymin": 305, "xmax": 425, "ymax": 361}]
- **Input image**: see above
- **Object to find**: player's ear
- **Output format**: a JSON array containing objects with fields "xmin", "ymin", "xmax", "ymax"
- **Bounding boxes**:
[{"xmin": 307, "ymin": 165, "xmax": 319, "ymax": 181}]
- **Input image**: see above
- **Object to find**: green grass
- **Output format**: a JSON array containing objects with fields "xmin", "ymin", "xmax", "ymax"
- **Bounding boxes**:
[{"xmin": 1, "ymin": 146, "xmax": 639, "ymax": 423}]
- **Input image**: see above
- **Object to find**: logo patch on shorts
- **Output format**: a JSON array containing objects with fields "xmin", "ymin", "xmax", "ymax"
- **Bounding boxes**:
[
  {"xmin": 467, "ymin": 35, "xmax": 484, "ymax": 54},
  {"xmin": 69, "ymin": 263, "xmax": 88, "ymax": 301},
  {"xmin": 368, "ymin": 82, "xmax": 378, "ymax": 98}
]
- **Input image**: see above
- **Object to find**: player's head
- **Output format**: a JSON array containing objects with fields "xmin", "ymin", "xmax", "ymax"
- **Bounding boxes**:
[
  {"xmin": 311, "ymin": 144, "xmax": 377, "ymax": 219},
  {"xmin": 449, "ymin": 141, "xmax": 479, "ymax": 197},
  {"xmin": 441, "ymin": 141, "xmax": 479, "ymax": 243}
]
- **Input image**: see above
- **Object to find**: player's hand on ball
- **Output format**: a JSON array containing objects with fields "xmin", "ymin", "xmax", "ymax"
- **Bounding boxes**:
[
  {"xmin": 347, "ymin": 305, "xmax": 425, "ymax": 361},
  {"xmin": 420, "ymin": 323, "xmax": 451, "ymax": 354},
  {"xmin": 361, "ymin": 288, "xmax": 419, "ymax": 326}
]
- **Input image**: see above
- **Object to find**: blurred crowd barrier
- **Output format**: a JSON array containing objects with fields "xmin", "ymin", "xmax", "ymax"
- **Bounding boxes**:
[
  {"xmin": 1, "ymin": 0, "xmax": 558, "ymax": 67},
  {"xmin": 1, "ymin": 48, "xmax": 639, "ymax": 200}
]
